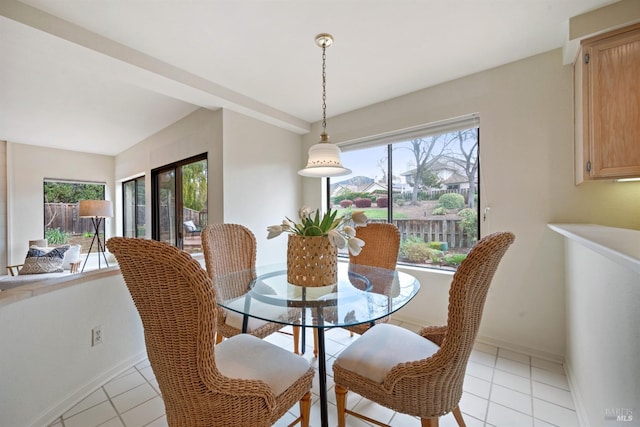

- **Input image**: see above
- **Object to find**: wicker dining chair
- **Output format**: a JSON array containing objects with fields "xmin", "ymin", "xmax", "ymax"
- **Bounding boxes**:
[
  {"xmin": 333, "ymin": 231, "xmax": 515, "ymax": 427},
  {"xmin": 201, "ymin": 223, "xmax": 301, "ymax": 352},
  {"xmin": 305, "ymin": 223, "xmax": 401, "ymax": 356},
  {"xmin": 107, "ymin": 237, "xmax": 314, "ymax": 427},
  {"xmin": 346, "ymin": 222, "xmax": 401, "ymax": 335}
]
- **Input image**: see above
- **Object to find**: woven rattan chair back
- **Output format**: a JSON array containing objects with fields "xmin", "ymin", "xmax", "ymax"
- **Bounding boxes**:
[
  {"xmin": 108, "ymin": 237, "xmax": 313, "ymax": 427},
  {"xmin": 202, "ymin": 223, "xmax": 256, "ymax": 277},
  {"xmin": 201, "ymin": 224, "xmax": 288, "ymax": 342},
  {"xmin": 345, "ymin": 223, "xmax": 401, "ymax": 336},
  {"xmin": 333, "ymin": 231, "xmax": 515, "ymax": 426},
  {"xmin": 348, "ymin": 223, "xmax": 400, "ymax": 270},
  {"xmin": 107, "ymin": 237, "xmax": 220, "ymax": 425}
]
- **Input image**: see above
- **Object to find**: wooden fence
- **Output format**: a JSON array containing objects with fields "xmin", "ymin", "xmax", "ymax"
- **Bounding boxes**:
[
  {"xmin": 371, "ymin": 218, "xmax": 474, "ymax": 249},
  {"xmin": 45, "ymin": 203, "xmax": 94, "ymax": 235}
]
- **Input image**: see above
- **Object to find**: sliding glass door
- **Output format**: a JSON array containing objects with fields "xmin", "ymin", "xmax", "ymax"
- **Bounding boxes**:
[{"xmin": 152, "ymin": 154, "xmax": 207, "ymax": 253}]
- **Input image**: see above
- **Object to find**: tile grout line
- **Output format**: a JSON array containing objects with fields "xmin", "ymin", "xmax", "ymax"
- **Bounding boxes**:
[
  {"xmin": 102, "ymin": 384, "xmax": 128, "ymax": 427},
  {"xmin": 482, "ymin": 348, "xmax": 499, "ymax": 425}
]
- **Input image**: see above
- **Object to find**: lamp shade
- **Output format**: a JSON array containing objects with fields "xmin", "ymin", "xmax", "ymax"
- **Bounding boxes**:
[
  {"xmin": 298, "ymin": 139, "xmax": 351, "ymax": 177},
  {"xmin": 79, "ymin": 200, "xmax": 113, "ymax": 218}
]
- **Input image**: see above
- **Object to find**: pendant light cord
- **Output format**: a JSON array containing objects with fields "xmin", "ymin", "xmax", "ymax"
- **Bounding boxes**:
[{"xmin": 321, "ymin": 41, "xmax": 327, "ymax": 133}]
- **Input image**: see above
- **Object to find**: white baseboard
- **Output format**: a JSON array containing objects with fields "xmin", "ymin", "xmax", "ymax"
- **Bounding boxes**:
[
  {"xmin": 32, "ymin": 352, "xmax": 147, "ymax": 427},
  {"xmin": 474, "ymin": 335, "xmax": 565, "ymax": 364},
  {"xmin": 564, "ymin": 360, "xmax": 590, "ymax": 427},
  {"xmin": 392, "ymin": 313, "xmax": 565, "ymax": 363}
]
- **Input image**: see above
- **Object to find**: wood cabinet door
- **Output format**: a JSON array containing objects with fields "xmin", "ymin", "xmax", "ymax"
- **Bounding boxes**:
[{"xmin": 585, "ymin": 25, "xmax": 640, "ymax": 180}]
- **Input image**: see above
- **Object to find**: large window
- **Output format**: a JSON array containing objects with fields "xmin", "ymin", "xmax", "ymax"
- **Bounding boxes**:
[
  {"xmin": 123, "ymin": 176, "xmax": 145, "ymax": 238},
  {"xmin": 43, "ymin": 180, "xmax": 106, "ymax": 251},
  {"xmin": 329, "ymin": 115, "xmax": 479, "ymax": 271},
  {"xmin": 151, "ymin": 154, "xmax": 208, "ymax": 253}
]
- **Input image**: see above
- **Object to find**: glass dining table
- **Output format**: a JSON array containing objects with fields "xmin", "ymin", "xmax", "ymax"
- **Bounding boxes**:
[{"xmin": 213, "ymin": 262, "xmax": 421, "ymax": 427}]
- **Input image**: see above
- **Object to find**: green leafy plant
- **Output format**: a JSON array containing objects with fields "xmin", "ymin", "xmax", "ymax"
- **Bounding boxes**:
[
  {"xmin": 267, "ymin": 207, "xmax": 368, "ymax": 255},
  {"xmin": 432, "ymin": 206, "xmax": 448, "ymax": 215},
  {"xmin": 45, "ymin": 227, "xmax": 70, "ymax": 245},
  {"xmin": 458, "ymin": 208, "xmax": 478, "ymax": 241},
  {"xmin": 443, "ymin": 253, "xmax": 467, "ymax": 266}
]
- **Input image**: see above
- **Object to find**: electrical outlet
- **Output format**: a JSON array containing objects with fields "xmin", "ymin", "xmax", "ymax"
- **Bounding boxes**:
[{"xmin": 92, "ymin": 326, "xmax": 103, "ymax": 346}]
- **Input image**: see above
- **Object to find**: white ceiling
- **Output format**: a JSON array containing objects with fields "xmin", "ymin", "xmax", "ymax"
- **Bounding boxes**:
[{"xmin": 0, "ymin": 0, "xmax": 615, "ymax": 156}]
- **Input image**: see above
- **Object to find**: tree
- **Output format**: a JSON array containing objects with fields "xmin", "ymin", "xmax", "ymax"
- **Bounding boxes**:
[
  {"xmin": 420, "ymin": 169, "xmax": 443, "ymax": 189},
  {"xmin": 44, "ymin": 182, "xmax": 104, "ymax": 203},
  {"xmin": 398, "ymin": 135, "xmax": 451, "ymax": 204},
  {"xmin": 445, "ymin": 130, "xmax": 478, "ymax": 209},
  {"xmin": 181, "ymin": 160, "xmax": 207, "ymax": 212}
]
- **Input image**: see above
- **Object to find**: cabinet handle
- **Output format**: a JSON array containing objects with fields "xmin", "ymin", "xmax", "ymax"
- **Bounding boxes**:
[{"xmin": 586, "ymin": 161, "xmax": 591, "ymax": 173}]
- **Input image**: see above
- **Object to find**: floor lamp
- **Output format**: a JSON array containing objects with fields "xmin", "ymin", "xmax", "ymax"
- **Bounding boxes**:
[{"xmin": 79, "ymin": 200, "xmax": 113, "ymax": 272}]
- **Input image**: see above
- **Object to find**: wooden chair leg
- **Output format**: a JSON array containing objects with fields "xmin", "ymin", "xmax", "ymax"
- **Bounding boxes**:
[
  {"xmin": 299, "ymin": 391, "xmax": 311, "ymax": 427},
  {"xmin": 421, "ymin": 417, "xmax": 439, "ymax": 427},
  {"xmin": 313, "ymin": 328, "xmax": 319, "ymax": 358},
  {"xmin": 335, "ymin": 385, "xmax": 347, "ymax": 427},
  {"xmin": 215, "ymin": 332, "xmax": 223, "ymax": 344},
  {"xmin": 292, "ymin": 326, "xmax": 300, "ymax": 354},
  {"xmin": 452, "ymin": 406, "xmax": 466, "ymax": 427}
]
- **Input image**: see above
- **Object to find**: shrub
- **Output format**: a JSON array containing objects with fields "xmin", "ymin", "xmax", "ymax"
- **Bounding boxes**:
[
  {"xmin": 45, "ymin": 227, "xmax": 70, "ymax": 245},
  {"xmin": 458, "ymin": 208, "xmax": 478, "ymax": 241},
  {"xmin": 339, "ymin": 199, "xmax": 353, "ymax": 208},
  {"xmin": 376, "ymin": 196, "xmax": 389, "ymax": 208},
  {"xmin": 354, "ymin": 197, "xmax": 372, "ymax": 208},
  {"xmin": 438, "ymin": 193, "xmax": 465, "ymax": 210},
  {"xmin": 400, "ymin": 237, "xmax": 440, "ymax": 263},
  {"xmin": 443, "ymin": 253, "xmax": 467, "ymax": 266},
  {"xmin": 428, "ymin": 241, "xmax": 448, "ymax": 251},
  {"xmin": 432, "ymin": 206, "xmax": 447, "ymax": 215}
]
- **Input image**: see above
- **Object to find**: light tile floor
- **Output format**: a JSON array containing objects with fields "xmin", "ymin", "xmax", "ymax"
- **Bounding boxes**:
[{"xmin": 48, "ymin": 321, "xmax": 579, "ymax": 427}]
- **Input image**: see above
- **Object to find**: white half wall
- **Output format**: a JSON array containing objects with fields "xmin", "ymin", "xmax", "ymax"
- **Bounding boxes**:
[
  {"xmin": 563, "ymin": 238, "xmax": 640, "ymax": 427},
  {"xmin": 0, "ymin": 272, "xmax": 145, "ymax": 427}
]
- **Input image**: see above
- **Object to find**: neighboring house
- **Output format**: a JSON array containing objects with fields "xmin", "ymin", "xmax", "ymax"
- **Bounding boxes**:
[{"xmin": 401, "ymin": 160, "xmax": 477, "ymax": 191}]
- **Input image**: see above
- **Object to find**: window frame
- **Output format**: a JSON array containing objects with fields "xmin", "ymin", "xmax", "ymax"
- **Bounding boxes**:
[
  {"xmin": 327, "ymin": 115, "xmax": 480, "ymax": 271},
  {"xmin": 122, "ymin": 176, "xmax": 145, "ymax": 238},
  {"xmin": 151, "ymin": 153, "xmax": 208, "ymax": 251}
]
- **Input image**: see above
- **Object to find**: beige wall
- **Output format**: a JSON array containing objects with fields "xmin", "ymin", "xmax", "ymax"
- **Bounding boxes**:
[
  {"xmin": 114, "ymin": 107, "xmax": 303, "ymax": 266},
  {"xmin": 5, "ymin": 143, "xmax": 115, "ymax": 267},
  {"xmin": 221, "ymin": 109, "xmax": 302, "ymax": 265},
  {"xmin": 303, "ymin": 48, "xmax": 640, "ymax": 359},
  {"xmin": 115, "ymin": 107, "xmax": 224, "ymax": 235},
  {"xmin": 0, "ymin": 142, "xmax": 7, "ymax": 274}
]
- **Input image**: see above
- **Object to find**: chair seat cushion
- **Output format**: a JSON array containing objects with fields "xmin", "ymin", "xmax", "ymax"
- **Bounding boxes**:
[
  {"xmin": 223, "ymin": 299, "xmax": 292, "ymax": 332},
  {"xmin": 216, "ymin": 334, "xmax": 311, "ymax": 396},
  {"xmin": 335, "ymin": 323, "xmax": 440, "ymax": 383}
]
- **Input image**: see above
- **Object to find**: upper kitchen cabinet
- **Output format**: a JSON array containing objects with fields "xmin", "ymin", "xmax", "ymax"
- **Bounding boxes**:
[{"xmin": 575, "ymin": 23, "xmax": 640, "ymax": 184}]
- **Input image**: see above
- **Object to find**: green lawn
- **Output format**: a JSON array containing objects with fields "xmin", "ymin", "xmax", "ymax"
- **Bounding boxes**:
[{"xmin": 334, "ymin": 207, "xmax": 408, "ymax": 220}]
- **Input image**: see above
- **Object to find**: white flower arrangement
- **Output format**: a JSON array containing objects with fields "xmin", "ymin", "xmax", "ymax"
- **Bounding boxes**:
[{"xmin": 267, "ymin": 206, "xmax": 367, "ymax": 256}]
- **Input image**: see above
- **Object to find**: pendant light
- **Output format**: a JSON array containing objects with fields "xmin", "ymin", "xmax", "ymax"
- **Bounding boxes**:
[{"xmin": 298, "ymin": 33, "xmax": 351, "ymax": 177}]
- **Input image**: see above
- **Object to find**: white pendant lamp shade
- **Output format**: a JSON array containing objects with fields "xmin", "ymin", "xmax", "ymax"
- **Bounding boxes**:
[
  {"xmin": 298, "ymin": 33, "xmax": 351, "ymax": 178},
  {"xmin": 299, "ymin": 133, "xmax": 351, "ymax": 177}
]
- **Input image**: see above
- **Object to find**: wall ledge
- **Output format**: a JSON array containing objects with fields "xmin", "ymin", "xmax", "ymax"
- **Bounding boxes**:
[
  {"xmin": 0, "ymin": 267, "xmax": 121, "ymax": 308},
  {"xmin": 548, "ymin": 223, "xmax": 640, "ymax": 275}
]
